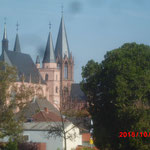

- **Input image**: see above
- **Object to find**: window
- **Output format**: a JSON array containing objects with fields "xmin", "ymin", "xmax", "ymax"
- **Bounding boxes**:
[
  {"xmin": 64, "ymin": 62, "xmax": 68, "ymax": 79},
  {"xmin": 23, "ymin": 135, "xmax": 29, "ymax": 141},
  {"xmin": 56, "ymin": 87, "xmax": 58, "ymax": 93},
  {"xmin": 56, "ymin": 75, "xmax": 58, "ymax": 81},
  {"xmin": 45, "ymin": 74, "xmax": 48, "ymax": 81},
  {"xmin": 57, "ymin": 63, "xmax": 60, "ymax": 69}
]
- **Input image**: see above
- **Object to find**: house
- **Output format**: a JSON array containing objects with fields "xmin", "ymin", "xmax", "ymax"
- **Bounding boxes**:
[{"xmin": 23, "ymin": 106, "xmax": 82, "ymax": 150}]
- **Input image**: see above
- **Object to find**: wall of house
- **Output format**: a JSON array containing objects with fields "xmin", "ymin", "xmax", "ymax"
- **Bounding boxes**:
[
  {"xmin": 23, "ymin": 123, "xmax": 82, "ymax": 150},
  {"xmin": 65, "ymin": 124, "xmax": 82, "ymax": 150},
  {"xmin": 24, "ymin": 130, "xmax": 63, "ymax": 150}
]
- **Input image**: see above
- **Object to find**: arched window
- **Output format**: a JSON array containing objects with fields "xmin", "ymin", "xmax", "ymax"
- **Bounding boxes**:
[
  {"xmin": 57, "ymin": 63, "xmax": 60, "ymax": 69},
  {"xmin": 56, "ymin": 75, "xmax": 58, "ymax": 81},
  {"xmin": 64, "ymin": 62, "xmax": 68, "ymax": 79},
  {"xmin": 45, "ymin": 74, "xmax": 48, "ymax": 81},
  {"xmin": 56, "ymin": 87, "xmax": 58, "ymax": 93}
]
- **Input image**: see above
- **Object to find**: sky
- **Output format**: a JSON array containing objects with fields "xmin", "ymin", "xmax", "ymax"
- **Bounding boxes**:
[{"xmin": 0, "ymin": 0, "xmax": 150, "ymax": 82}]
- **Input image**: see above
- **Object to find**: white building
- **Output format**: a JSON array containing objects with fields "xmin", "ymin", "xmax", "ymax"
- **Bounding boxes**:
[{"xmin": 23, "ymin": 122, "xmax": 82, "ymax": 150}]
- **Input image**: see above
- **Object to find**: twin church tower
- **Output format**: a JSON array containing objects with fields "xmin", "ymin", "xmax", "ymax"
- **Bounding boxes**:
[{"xmin": 1, "ymin": 15, "xmax": 74, "ymax": 108}]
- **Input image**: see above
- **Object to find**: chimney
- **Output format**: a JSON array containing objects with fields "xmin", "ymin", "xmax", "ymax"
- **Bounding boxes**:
[{"xmin": 44, "ymin": 107, "xmax": 48, "ymax": 113}]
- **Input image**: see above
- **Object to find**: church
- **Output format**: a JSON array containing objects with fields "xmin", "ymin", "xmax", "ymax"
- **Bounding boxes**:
[{"xmin": 0, "ymin": 15, "xmax": 86, "ymax": 109}]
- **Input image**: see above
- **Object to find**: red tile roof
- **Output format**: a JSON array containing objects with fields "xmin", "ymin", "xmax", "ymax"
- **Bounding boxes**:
[
  {"xmin": 32, "ymin": 111, "xmax": 62, "ymax": 122},
  {"xmin": 82, "ymin": 133, "xmax": 91, "ymax": 142}
]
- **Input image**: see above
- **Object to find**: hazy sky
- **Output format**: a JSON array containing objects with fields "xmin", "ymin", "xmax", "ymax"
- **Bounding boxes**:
[{"xmin": 0, "ymin": 0, "xmax": 150, "ymax": 82}]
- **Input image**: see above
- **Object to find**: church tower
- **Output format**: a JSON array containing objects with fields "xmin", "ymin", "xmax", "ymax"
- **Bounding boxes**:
[
  {"xmin": 2, "ymin": 23, "xmax": 8, "ymax": 53},
  {"xmin": 37, "ymin": 27, "xmax": 61, "ymax": 108},
  {"xmin": 36, "ymin": 16, "xmax": 74, "ymax": 108},
  {"xmin": 55, "ymin": 15, "xmax": 74, "ymax": 104}
]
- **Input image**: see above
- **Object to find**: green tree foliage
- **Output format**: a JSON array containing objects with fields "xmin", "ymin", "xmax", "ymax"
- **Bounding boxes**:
[
  {"xmin": 5, "ymin": 139, "xmax": 18, "ymax": 150},
  {"xmin": 0, "ymin": 62, "xmax": 35, "ymax": 141},
  {"xmin": 81, "ymin": 43, "xmax": 150, "ymax": 150}
]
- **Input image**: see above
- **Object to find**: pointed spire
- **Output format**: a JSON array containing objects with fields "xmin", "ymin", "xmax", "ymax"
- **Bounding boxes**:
[
  {"xmin": 55, "ymin": 15, "xmax": 70, "ymax": 59},
  {"xmin": 14, "ymin": 34, "xmax": 21, "ymax": 52},
  {"xmin": 2, "ymin": 18, "xmax": 8, "ymax": 52},
  {"xmin": 3, "ymin": 25, "xmax": 7, "ymax": 40},
  {"xmin": 42, "ymin": 29, "xmax": 55, "ymax": 63},
  {"xmin": 14, "ymin": 22, "xmax": 21, "ymax": 52},
  {"xmin": 36, "ymin": 55, "xmax": 40, "ymax": 64},
  {"xmin": 3, "ymin": 18, "xmax": 7, "ymax": 40}
]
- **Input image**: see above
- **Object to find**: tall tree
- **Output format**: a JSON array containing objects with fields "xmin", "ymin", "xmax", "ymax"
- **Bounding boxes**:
[
  {"xmin": 81, "ymin": 43, "xmax": 150, "ymax": 150},
  {"xmin": 0, "ymin": 62, "xmax": 34, "ymax": 141}
]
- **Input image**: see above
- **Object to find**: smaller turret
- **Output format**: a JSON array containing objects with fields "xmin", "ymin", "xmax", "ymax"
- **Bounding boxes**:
[
  {"xmin": 36, "ymin": 55, "xmax": 40, "ymax": 68},
  {"xmin": 14, "ymin": 34, "xmax": 21, "ymax": 52},
  {"xmin": 2, "ymin": 21, "xmax": 8, "ymax": 53},
  {"xmin": 14, "ymin": 22, "xmax": 21, "ymax": 52},
  {"xmin": 42, "ymin": 23, "xmax": 56, "ymax": 68}
]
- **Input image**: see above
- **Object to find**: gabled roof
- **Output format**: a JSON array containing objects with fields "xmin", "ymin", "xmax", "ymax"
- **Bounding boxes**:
[
  {"xmin": 55, "ymin": 16, "xmax": 70, "ymax": 59},
  {"xmin": 24, "ymin": 122, "xmax": 72, "ymax": 131},
  {"xmin": 14, "ymin": 33, "xmax": 21, "ymax": 52},
  {"xmin": 17, "ymin": 98, "xmax": 60, "ymax": 119},
  {"xmin": 32, "ymin": 111, "xmax": 62, "ymax": 122},
  {"xmin": 71, "ymin": 83, "xmax": 87, "ymax": 101},
  {"xmin": 0, "ymin": 50, "xmax": 45, "ymax": 84},
  {"xmin": 43, "ymin": 32, "xmax": 55, "ymax": 63}
]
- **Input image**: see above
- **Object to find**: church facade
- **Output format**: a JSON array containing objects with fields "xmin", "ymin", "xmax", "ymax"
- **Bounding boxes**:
[{"xmin": 0, "ymin": 15, "xmax": 86, "ymax": 109}]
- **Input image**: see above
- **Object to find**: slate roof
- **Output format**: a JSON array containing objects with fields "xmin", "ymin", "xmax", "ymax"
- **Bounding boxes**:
[
  {"xmin": 14, "ymin": 34, "xmax": 21, "ymax": 52},
  {"xmin": 43, "ymin": 32, "xmax": 55, "ymax": 63},
  {"xmin": 17, "ymin": 98, "xmax": 60, "ymax": 119},
  {"xmin": 55, "ymin": 16, "xmax": 70, "ymax": 59},
  {"xmin": 0, "ymin": 50, "xmax": 45, "ymax": 84},
  {"xmin": 70, "ymin": 83, "xmax": 87, "ymax": 101}
]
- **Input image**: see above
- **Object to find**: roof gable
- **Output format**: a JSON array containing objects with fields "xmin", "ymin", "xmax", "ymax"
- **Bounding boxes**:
[
  {"xmin": 0, "ymin": 50, "xmax": 45, "ymax": 84},
  {"xmin": 32, "ymin": 111, "xmax": 62, "ymax": 122},
  {"xmin": 71, "ymin": 83, "xmax": 87, "ymax": 101}
]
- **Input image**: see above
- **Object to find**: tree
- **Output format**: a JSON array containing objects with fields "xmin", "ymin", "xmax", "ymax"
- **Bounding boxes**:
[
  {"xmin": 47, "ymin": 100, "xmax": 90, "ymax": 150},
  {"xmin": 0, "ymin": 62, "xmax": 35, "ymax": 141},
  {"xmin": 81, "ymin": 43, "xmax": 150, "ymax": 150}
]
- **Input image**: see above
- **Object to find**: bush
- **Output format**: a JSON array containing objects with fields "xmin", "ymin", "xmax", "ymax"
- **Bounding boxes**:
[{"xmin": 5, "ymin": 139, "xmax": 18, "ymax": 150}]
